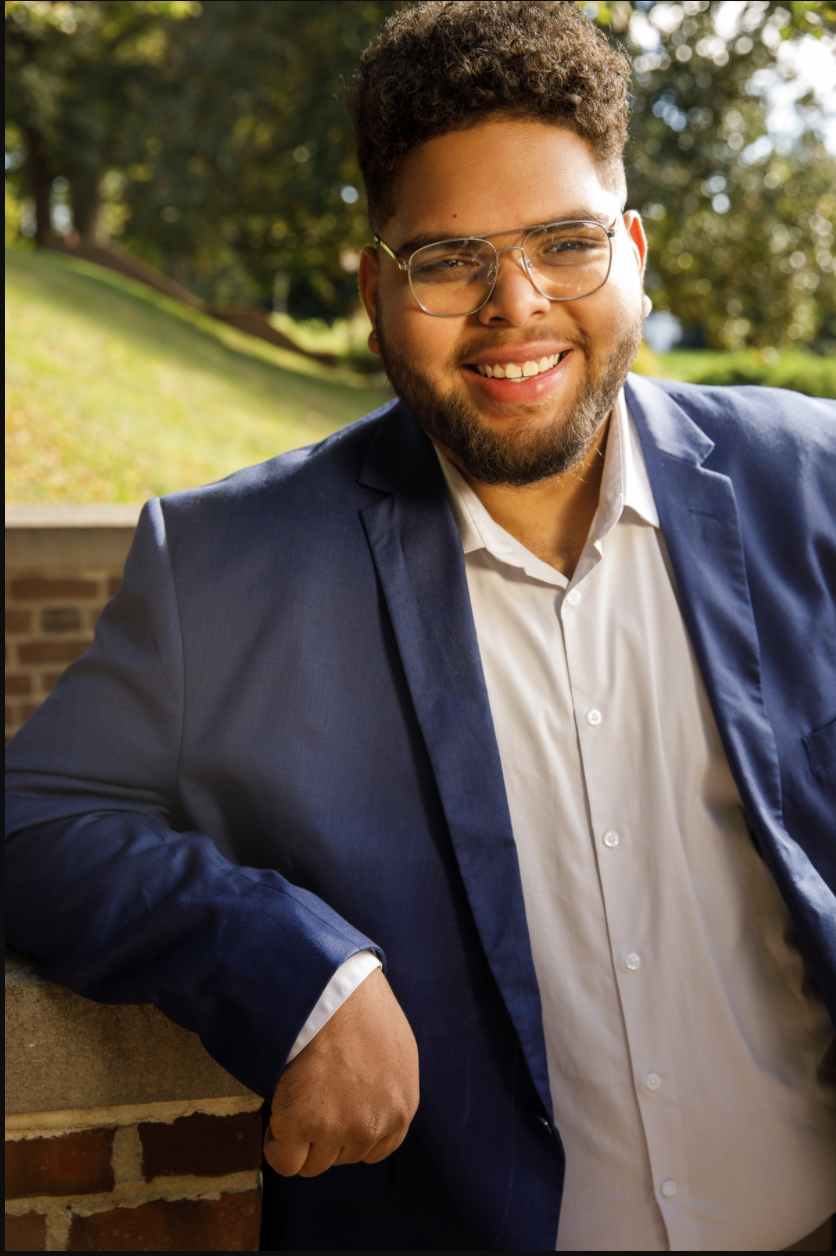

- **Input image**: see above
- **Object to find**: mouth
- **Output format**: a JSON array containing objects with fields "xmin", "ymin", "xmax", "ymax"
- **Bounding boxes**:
[{"xmin": 465, "ymin": 350, "xmax": 571, "ymax": 382}]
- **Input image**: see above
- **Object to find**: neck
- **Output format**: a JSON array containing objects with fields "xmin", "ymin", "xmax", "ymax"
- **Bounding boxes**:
[{"xmin": 438, "ymin": 415, "xmax": 611, "ymax": 580}]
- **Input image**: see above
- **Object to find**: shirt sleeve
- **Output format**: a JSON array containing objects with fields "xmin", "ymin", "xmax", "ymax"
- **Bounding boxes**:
[{"xmin": 286, "ymin": 950, "xmax": 383, "ymax": 1064}]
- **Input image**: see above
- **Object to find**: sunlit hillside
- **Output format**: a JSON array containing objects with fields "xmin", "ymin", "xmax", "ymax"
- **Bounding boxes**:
[{"xmin": 5, "ymin": 248, "xmax": 391, "ymax": 504}]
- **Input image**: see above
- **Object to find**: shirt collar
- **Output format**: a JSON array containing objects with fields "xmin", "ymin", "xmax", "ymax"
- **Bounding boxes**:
[
  {"xmin": 434, "ymin": 386, "xmax": 660, "ymax": 577},
  {"xmin": 595, "ymin": 388, "xmax": 660, "ymax": 537}
]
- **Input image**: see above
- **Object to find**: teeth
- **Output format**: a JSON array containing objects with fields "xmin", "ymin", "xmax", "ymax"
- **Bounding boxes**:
[{"xmin": 474, "ymin": 352, "xmax": 564, "ymax": 380}]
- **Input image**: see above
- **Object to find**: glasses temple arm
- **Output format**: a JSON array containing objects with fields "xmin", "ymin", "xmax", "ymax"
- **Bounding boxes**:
[{"xmin": 373, "ymin": 235, "xmax": 408, "ymax": 270}]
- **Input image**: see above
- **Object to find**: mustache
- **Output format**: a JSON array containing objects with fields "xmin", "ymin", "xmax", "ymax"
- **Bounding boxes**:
[{"xmin": 450, "ymin": 327, "xmax": 592, "ymax": 368}]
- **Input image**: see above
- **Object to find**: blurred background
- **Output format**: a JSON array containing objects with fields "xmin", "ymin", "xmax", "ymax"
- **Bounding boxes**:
[{"xmin": 5, "ymin": 0, "xmax": 836, "ymax": 504}]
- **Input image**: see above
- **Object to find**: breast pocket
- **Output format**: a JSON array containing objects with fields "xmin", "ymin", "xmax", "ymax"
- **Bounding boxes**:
[{"xmin": 803, "ymin": 717, "xmax": 836, "ymax": 777}]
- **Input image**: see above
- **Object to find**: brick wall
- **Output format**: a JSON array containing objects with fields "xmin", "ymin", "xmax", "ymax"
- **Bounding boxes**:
[
  {"xmin": 5, "ymin": 506, "xmax": 139, "ymax": 743},
  {"xmin": 5, "ymin": 571, "xmax": 122, "ymax": 742},
  {"xmin": 5, "ymin": 1101, "xmax": 262, "ymax": 1251}
]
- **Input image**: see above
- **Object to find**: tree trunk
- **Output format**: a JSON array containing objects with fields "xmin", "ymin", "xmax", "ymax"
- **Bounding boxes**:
[
  {"xmin": 26, "ymin": 128, "xmax": 56, "ymax": 248},
  {"xmin": 70, "ymin": 167, "xmax": 103, "ymax": 244}
]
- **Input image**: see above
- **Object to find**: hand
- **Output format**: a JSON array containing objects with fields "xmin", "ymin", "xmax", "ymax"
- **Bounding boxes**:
[{"xmin": 263, "ymin": 967, "xmax": 419, "ymax": 1177}]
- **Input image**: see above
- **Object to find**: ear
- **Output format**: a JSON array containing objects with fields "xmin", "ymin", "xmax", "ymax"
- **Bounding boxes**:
[
  {"xmin": 358, "ymin": 245, "xmax": 381, "ymax": 356},
  {"xmin": 622, "ymin": 210, "xmax": 648, "ymax": 278}
]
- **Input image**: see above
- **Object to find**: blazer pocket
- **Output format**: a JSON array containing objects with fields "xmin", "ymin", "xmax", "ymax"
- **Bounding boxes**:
[{"xmin": 803, "ymin": 717, "xmax": 836, "ymax": 777}]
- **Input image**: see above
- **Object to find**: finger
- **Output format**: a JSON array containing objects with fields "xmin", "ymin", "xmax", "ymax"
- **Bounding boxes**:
[
  {"xmin": 263, "ymin": 1124, "xmax": 310, "ymax": 1178},
  {"xmin": 296, "ymin": 1140, "xmax": 344, "ymax": 1178}
]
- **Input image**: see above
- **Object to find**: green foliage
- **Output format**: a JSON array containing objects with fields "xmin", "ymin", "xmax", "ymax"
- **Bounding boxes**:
[
  {"xmin": 5, "ymin": 246, "xmax": 390, "ymax": 503},
  {"xmin": 591, "ymin": 1, "xmax": 836, "ymax": 351}
]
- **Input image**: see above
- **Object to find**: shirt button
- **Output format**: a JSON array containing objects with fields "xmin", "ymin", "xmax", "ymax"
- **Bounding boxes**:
[
  {"xmin": 625, "ymin": 952, "xmax": 642, "ymax": 971},
  {"xmin": 661, "ymin": 1179, "xmax": 677, "ymax": 1198},
  {"xmin": 602, "ymin": 830, "xmax": 619, "ymax": 848},
  {"xmin": 565, "ymin": 588, "xmax": 581, "ymax": 606},
  {"xmin": 644, "ymin": 1072, "xmax": 661, "ymax": 1091},
  {"xmin": 585, "ymin": 708, "xmax": 602, "ymax": 727}
]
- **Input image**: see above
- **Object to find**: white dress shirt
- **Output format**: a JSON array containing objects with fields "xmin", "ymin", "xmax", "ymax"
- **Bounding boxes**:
[{"xmin": 293, "ymin": 391, "xmax": 835, "ymax": 1250}]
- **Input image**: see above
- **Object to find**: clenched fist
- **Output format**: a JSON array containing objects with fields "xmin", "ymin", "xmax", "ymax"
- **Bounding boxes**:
[{"xmin": 264, "ymin": 967, "xmax": 420, "ymax": 1177}]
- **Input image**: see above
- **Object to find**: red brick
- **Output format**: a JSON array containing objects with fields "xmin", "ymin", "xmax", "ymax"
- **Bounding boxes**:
[
  {"xmin": 18, "ymin": 640, "xmax": 90, "ymax": 665},
  {"xmin": 10, "ymin": 579, "xmax": 99, "ymax": 601},
  {"xmin": 5, "ymin": 609, "xmax": 31, "ymax": 633},
  {"xmin": 5, "ymin": 1210, "xmax": 47, "ymax": 1251},
  {"xmin": 20, "ymin": 703, "xmax": 39, "ymax": 722},
  {"xmin": 5, "ymin": 705, "xmax": 14, "ymax": 728},
  {"xmin": 5, "ymin": 675, "xmax": 32, "ymax": 696},
  {"xmin": 107, "ymin": 577, "xmax": 123, "ymax": 598},
  {"xmin": 140, "ymin": 1111, "xmax": 262, "ymax": 1181},
  {"xmin": 5, "ymin": 1129, "xmax": 114, "ymax": 1200},
  {"xmin": 89, "ymin": 607, "xmax": 103, "ymax": 628},
  {"xmin": 41, "ymin": 607, "xmax": 81, "ymax": 632},
  {"xmin": 41, "ymin": 673, "xmax": 63, "ymax": 694},
  {"xmin": 66, "ymin": 1190, "xmax": 261, "ymax": 1251}
]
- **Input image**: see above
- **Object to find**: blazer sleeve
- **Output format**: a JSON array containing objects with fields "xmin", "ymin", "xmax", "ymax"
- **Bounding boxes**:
[{"xmin": 4, "ymin": 498, "xmax": 383, "ymax": 1101}]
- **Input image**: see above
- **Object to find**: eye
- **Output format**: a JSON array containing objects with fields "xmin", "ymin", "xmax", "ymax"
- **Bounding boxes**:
[
  {"xmin": 531, "ymin": 225, "xmax": 610, "ymax": 267},
  {"xmin": 412, "ymin": 244, "xmax": 490, "ymax": 283}
]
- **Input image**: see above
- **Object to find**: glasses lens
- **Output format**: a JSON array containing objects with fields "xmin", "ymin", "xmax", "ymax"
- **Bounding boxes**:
[
  {"xmin": 409, "ymin": 239, "xmax": 495, "ymax": 314},
  {"xmin": 525, "ymin": 223, "xmax": 612, "ymax": 300}
]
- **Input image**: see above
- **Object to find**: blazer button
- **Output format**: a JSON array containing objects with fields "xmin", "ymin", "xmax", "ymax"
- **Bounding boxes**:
[{"xmin": 534, "ymin": 1113, "xmax": 553, "ymax": 1136}]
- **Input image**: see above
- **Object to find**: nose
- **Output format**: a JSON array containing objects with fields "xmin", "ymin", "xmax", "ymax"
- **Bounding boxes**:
[{"xmin": 478, "ymin": 245, "xmax": 552, "ymax": 327}]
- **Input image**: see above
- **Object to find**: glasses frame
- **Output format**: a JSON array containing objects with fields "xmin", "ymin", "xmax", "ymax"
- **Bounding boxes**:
[{"xmin": 373, "ymin": 217, "xmax": 620, "ymax": 317}]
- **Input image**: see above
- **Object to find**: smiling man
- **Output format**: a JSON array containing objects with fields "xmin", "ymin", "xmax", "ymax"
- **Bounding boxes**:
[{"xmin": 5, "ymin": 3, "xmax": 836, "ymax": 1253}]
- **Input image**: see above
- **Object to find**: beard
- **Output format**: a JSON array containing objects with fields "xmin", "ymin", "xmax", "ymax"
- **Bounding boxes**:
[{"xmin": 375, "ymin": 310, "xmax": 644, "ymax": 487}]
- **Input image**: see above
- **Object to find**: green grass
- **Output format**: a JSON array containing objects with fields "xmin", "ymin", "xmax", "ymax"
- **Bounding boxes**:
[{"xmin": 5, "ymin": 248, "xmax": 391, "ymax": 504}]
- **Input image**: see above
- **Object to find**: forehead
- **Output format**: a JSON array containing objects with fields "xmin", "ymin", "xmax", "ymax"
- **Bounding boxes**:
[{"xmin": 384, "ymin": 117, "xmax": 620, "ymax": 247}]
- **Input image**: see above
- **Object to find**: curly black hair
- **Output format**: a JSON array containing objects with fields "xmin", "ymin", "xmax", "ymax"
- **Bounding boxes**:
[{"xmin": 347, "ymin": 1, "xmax": 632, "ymax": 226}]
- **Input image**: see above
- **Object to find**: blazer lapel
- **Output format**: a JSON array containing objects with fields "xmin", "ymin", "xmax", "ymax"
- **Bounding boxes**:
[
  {"xmin": 625, "ymin": 373, "xmax": 783, "ymax": 825},
  {"xmin": 358, "ymin": 403, "xmax": 553, "ymax": 1116}
]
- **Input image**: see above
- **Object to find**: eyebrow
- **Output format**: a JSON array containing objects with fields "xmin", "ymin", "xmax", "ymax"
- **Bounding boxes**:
[{"xmin": 392, "ymin": 208, "xmax": 618, "ymax": 256}]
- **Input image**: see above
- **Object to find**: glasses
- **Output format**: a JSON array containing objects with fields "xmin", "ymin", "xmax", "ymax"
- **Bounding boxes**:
[{"xmin": 374, "ymin": 218, "xmax": 618, "ymax": 317}]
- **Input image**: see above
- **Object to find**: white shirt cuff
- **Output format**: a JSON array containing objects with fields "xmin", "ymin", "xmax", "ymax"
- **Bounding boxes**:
[{"xmin": 285, "ymin": 950, "xmax": 383, "ymax": 1065}]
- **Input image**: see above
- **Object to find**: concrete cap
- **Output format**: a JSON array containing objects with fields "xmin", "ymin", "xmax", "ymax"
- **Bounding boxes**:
[{"xmin": 6, "ymin": 949, "xmax": 257, "ymax": 1115}]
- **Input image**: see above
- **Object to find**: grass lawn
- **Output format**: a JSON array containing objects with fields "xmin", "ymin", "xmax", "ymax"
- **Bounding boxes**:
[{"xmin": 5, "ymin": 248, "xmax": 392, "ymax": 504}]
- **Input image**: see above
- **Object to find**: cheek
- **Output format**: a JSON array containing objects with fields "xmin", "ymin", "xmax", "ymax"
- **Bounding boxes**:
[
  {"xmin": 580, "ymin": 263, "xmax": 641, "ymax": 332},
  {"xmin": 385, "ymin": 300, "xmax": 464, "ymax": 367}
]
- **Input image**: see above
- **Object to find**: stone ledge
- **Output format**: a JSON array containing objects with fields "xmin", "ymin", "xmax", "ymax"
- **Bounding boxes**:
[
  {"xmin": 6, "ymin": 504, "xmax": 142, "ymax": 570},
  {"xmin": 6, "ymin": 949, "xmax": 258, "ymax": 1115}
]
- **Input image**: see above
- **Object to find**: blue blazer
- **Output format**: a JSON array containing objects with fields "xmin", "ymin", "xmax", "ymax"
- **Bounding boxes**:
[{"xmin": 6, "ymin": 375, "xmax": 836, "ymax": 1251}]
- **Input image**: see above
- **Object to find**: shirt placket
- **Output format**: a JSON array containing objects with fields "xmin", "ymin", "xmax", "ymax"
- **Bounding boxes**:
[{"xmin": 558, "ymin": 536, "xmax": 697, "ymax": 1251}]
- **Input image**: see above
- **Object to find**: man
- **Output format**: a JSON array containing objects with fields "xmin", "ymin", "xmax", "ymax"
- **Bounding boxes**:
[{"xmin": 6, "ymin": 2, "xmax": 835, "ymax": 1251}]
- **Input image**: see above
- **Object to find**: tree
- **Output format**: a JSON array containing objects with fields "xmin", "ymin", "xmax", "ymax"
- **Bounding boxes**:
[
  {"xmin": 590, "ymin": 0, "xmax": 836, "ymax": 350},
  {"xmin": 113, "ymin": 1, "xmax": 402, "ymax": 317},
  {"xmin": 5, "ymin": 1, "xmax": 198, "ymax": 245}
]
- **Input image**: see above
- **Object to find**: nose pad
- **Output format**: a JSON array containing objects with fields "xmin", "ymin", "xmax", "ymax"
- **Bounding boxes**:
[{"xmin": 486, "ymin": 263, "xmax": 498, "ymax": 284}]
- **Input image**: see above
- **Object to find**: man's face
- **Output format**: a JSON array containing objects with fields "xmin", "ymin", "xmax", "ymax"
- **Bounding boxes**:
[{"xmin": 358, "ymin": 117, "xmax": 648, "ymax": 486}]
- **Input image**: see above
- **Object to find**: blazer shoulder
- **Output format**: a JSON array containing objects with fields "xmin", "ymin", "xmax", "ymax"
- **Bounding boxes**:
[{"xmin": 645, "ymin": 377, "xmax": 836, "ymax": 459}]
